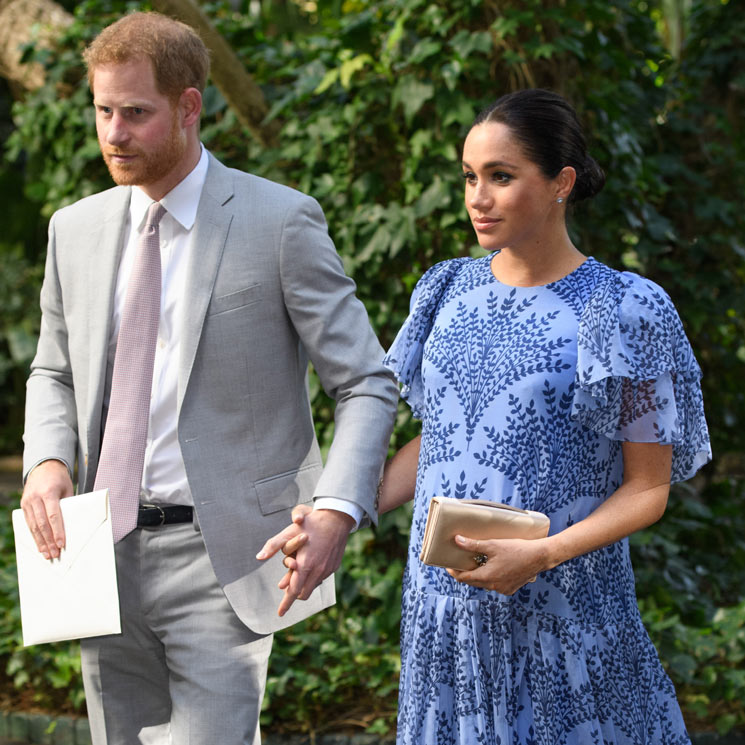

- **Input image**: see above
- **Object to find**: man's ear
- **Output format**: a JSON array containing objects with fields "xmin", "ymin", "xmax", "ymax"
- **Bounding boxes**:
[{"xmin": 179, "ymin": 87, "xmax": 202, "ymax": 128}]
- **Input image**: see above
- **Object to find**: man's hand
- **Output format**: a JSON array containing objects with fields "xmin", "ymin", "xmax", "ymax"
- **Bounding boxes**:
[
  {"xmin": 277, "ymin": 509, "xmax": 354, "ymax": 616},
  {"xmin": 256, "ymin": 503, "xmax": 312, "ymax": 564},
  {"xmin": 258, "ymin": 506, "xmax": 354, "ymax": 617},
  {"xmin": 20, "ymin": 459, "xmax": 73, "ymax": 560}
]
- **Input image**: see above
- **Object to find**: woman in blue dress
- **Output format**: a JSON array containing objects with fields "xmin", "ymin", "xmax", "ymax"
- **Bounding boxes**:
[
  {"xmin": 375, "ymin": 89, "xmax": 711, "ymax": 745},
  {"xmin": 263, "ymin": 88, "xmax": 711, "ymax": 744}
]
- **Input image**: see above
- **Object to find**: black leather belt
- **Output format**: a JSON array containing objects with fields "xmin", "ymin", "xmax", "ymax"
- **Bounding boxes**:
[{"xmin": 137, "ymin": 504, "xmax": 194, "ymax": 528}]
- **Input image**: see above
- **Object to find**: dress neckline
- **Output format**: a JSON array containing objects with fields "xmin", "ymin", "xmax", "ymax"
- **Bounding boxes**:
[{"xmin": 482, "ymin": 254, "xmax": 596, "ymax": 289}]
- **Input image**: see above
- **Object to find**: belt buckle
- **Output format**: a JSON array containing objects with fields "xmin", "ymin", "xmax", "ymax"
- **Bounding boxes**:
[{"xmin": 141, "ymin": 503, "xmax": 166, "ymax": 527}]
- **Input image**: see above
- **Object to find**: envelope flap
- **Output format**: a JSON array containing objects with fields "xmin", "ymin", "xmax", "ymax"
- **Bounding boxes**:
[
  {"xmin": 12, "ymin": 488, "xmax": 120, "ymax": 646},
  {"xmin": 12, "ymin": 490, "xmax": 112, "ymax": 574},
  {"xmin": 58, "ymin": 490, "xmax": 111, "ymax": 570},
  {"xmin": 62, "ymin": 488, "xmax": 110, "ymax": 526}
]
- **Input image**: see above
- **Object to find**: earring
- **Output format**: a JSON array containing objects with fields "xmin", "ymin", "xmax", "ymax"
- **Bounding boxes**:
[{"xmin": 556, "ymin": 197, "xmax": 565, "ymax": 204}]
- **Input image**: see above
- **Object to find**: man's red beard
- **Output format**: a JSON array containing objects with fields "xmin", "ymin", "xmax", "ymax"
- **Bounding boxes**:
[{"xmin": 101, "ymin": 115, "xmax": 186, "ymax": 188}]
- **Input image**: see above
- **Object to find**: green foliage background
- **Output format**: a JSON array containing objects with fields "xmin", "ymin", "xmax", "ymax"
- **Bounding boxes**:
[{"xmin": 0, "ymin": 0, "xmax": 743, "ymax": 736}]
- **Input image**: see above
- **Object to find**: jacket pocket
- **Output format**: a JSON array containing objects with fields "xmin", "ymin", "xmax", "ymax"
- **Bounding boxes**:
[
  {"xmin": 254, "ymin": 464, "xmax": 322, "ymax": 515},
  {"xmin": 209, "ymin": 284, "xmax": 262, "ymax": 315}
]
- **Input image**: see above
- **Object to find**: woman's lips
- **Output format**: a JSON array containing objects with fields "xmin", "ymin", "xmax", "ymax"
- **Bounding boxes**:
[{"xmin": 472, "ymin": 217, "xmax": 502, "ymax": 230}]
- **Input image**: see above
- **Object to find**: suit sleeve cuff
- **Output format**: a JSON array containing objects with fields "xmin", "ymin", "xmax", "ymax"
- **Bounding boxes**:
[
  {"xmin": 313, "ymin": 497, "xmax": 364, "ymax": 531},
  {"xmin": 24, "ymin": 457, "xmax": 73, "ymax": 485}
]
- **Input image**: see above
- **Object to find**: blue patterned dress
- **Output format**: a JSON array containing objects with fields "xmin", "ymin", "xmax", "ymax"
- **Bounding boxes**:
[{"xmin": 383, "ymin": 256, "xmax": 711, "ymax": 745}]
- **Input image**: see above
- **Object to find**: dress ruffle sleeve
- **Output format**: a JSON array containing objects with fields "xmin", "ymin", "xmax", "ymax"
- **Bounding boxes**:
[
  {"xmin": 383, "ymin": 258, "xmax": 469, "ymax": 419},
  {"xmin": 572, "ymin": 270, "xmax": 711, "ymax": 482}
]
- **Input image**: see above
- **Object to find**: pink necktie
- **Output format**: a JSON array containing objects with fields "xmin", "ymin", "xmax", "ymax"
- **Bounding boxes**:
[{"xmin": 95, "ymin": 202, "xmax": 166, "ymax": 542}]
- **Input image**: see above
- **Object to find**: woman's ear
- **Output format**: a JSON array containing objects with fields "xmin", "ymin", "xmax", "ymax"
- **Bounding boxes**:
[{"xmin": 555, "ymin": 166, "xmax": 576, "ymax": 202}]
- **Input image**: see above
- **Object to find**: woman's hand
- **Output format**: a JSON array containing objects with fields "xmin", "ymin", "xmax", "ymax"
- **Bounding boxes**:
[
  {"xmin": 446, "ymin": 534, "xmax": 550, "ymax": 595},
  {"xmin": 447, "ymin": 442, "xmax": 674, "ymax": 594},
  {"xmin": 256, "ymin": 503, "xmax": 312, "ymax": 569}
]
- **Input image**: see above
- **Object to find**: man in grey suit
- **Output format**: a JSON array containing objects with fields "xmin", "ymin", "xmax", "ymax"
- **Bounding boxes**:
[{"xmin": 20, "ymin": 11, "xmax": 397, "ymax": 744}]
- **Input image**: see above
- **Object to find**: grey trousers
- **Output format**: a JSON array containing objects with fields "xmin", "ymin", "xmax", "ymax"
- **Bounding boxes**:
[{"xmin": 81, "ymin": 522, "xmax": 273, "ymax": 745}]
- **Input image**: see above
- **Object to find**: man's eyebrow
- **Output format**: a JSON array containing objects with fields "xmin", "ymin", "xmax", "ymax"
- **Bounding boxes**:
[{"xmin": 93, "ymin": 100, "xmax": 151, "ymax": 108}]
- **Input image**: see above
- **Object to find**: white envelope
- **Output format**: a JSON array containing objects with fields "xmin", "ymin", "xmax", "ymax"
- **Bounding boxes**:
[{"xmin": 12, "ymin": 489, "xmax": 121, "ymax": 646}]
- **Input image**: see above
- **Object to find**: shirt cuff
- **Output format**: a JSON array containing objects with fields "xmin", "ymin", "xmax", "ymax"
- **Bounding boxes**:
[{"xmin": 313, "ymin": 497, "xmax": 364, "ymax": 531}]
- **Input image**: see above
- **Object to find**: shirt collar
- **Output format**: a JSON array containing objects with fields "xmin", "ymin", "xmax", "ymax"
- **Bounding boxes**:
[{"xmin": 130, "ymin": 145, "xmax": 209, "ymax": 232}]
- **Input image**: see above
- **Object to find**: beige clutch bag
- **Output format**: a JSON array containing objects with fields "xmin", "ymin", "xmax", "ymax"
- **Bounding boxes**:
[{"xmin": 419, "ymin": 497, "xmax": 550, "ymax": 570}]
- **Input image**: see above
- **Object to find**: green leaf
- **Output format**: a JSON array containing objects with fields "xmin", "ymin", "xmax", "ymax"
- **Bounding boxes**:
[
  {"xmin": 414, "ymin": 176, "xmax": 452, "ymax": 218},
  {"xmin": 314, "ymin": 67, "xmax": 340, "ymax": 94},
  {"xmin": 392, "ymin": 76, "xmax": 434, "ymax": 124},
  {"xmin": 449, "ymin": 29, "xmax": 493, "ymax": 59},
  {"xmin": 201, "ymin": 85, "xmax": 227, "ymax": 117},
  {"xmin": 668, "ymin": 653, "xmax": 697, "ymax": 683},
  {"xmin": 6, "ymin": 326, "xmax": 38, "ymax": 365},
  {"xmin": 408, "ymin": 39, "xmax": 442, "ymax": 64},
  {"xmin": 716, "ymin": 714, "xmax": 739, "ymax": 735},
  {"xmin": 339, "ymin": 54, "xmax": 374, "ymax": 88}
]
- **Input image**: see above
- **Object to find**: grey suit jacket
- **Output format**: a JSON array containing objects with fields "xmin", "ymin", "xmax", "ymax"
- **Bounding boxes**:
[{"xmin": 23, "ymin": 153, "xmax": 398, "ymax": 634}]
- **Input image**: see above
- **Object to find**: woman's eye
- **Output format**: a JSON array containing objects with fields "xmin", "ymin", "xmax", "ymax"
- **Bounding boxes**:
[
  {"xmin": 493, "ymin": 172, "xmax": 512, "ymax": 184},
  {"xmin": 462, "ymin": 171, "xmax": 477, "ymax": 184}
]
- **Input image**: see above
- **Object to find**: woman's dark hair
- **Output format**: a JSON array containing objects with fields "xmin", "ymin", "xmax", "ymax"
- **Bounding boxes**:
[{"xmin": 472, "ymin": 89, "xmax": 605, "ymax": 203}]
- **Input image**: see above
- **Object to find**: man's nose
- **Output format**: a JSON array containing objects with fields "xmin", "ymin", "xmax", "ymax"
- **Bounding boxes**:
[{"xmin": 105, "ymin": 113, "xmax": 129, "ymax": 146}]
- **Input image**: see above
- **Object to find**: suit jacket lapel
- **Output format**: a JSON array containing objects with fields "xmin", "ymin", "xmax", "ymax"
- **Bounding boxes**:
[
  {"xmin": 178, "ymin": 155, "xmax": 235, "ymax": 413},
  {"xmin": 85, "ymin": 187, "xmax": 131, "ymax": 477}
]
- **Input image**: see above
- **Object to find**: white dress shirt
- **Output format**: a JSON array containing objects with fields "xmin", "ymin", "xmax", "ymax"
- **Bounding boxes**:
[{"xmin": 106, "ymin": 147, "xmax": 362, "ymax": 525}]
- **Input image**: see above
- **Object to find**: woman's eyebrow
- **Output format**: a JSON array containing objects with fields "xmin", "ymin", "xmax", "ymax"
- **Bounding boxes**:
[{"xmin": 462, "ymin": 159, "xmax": 520, "ymax": 170}]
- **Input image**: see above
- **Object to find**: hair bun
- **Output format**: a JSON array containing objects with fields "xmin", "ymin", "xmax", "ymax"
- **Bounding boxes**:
[
  {"xmin": 571, "ymin": 155, "xmax": 605, "ymax": 203},
  {"xmin": 475, "ymin": 90, "xmax": 605, "ymax": 206}
]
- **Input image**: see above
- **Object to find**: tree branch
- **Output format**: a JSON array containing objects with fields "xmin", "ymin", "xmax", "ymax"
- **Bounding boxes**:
[
  {"xmin": 0, "ymin": 0, "xmax": 73, "ymax": 94},
  {"xmin": 151, "ymin": 0, "xmax": 280, "ymax": 147}
]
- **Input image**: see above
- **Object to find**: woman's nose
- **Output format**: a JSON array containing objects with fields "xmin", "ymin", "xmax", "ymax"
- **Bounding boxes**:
[{"xmin": 469, "ymin": 183, "xmax": 492, "ymax": 210}]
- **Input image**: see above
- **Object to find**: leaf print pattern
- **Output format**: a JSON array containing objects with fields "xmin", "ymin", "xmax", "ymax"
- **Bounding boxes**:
[
  {"xmin": 473, "ymin": 383, "xmax": 609, "ymax": 514},
  {"xmin": 425, "ymin": 290, "xmax": 572, "ymax": 446},
  {"xmin": 420, "ymin": 386, "xmax": 461, "ymax": 470},
  {"xmin": 383, "ymin": 256, "xmax": 711, "ymax": 745}
]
